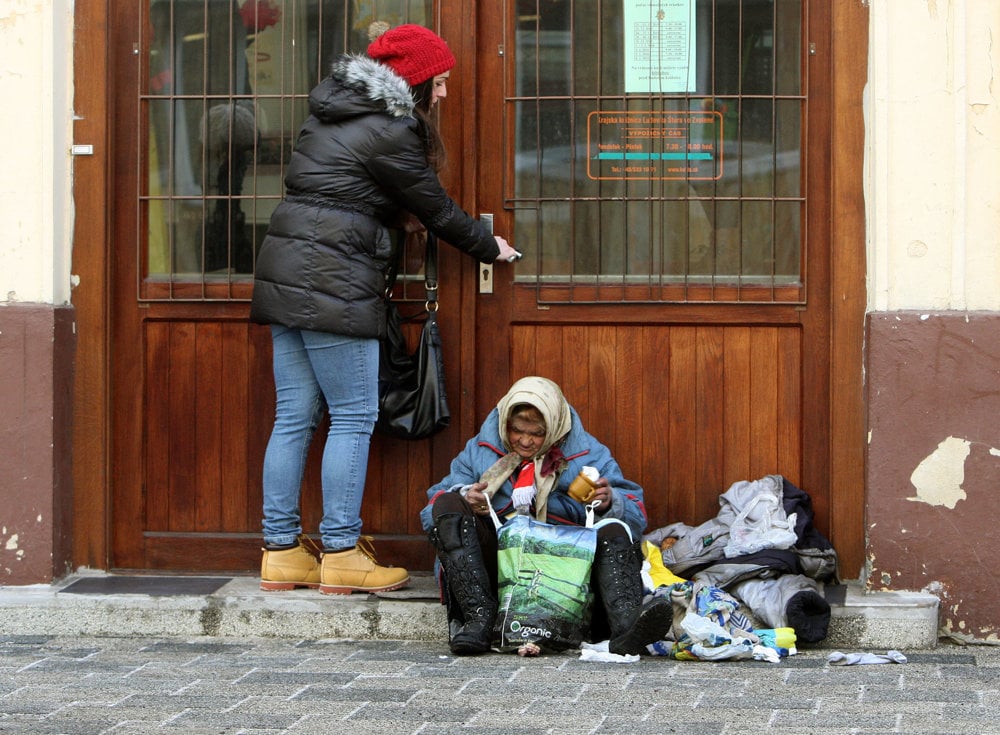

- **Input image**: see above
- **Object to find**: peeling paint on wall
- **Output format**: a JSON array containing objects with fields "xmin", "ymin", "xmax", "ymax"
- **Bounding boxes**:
[
  {"xmin": 908, "ymin": 436, "xmax": 969, "ymax": 509},
  {"xmin": 4, "ymin": 533, "xmax": 19, "ymax": 550},
  {"xmin": 868, "ymin": 312, "xmax": 1000, "ymax": 640}
]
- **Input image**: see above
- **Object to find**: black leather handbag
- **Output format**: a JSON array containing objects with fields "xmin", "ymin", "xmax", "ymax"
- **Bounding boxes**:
[{"xmin": 376, "ymin": 232, "xmax": 450, "ymax": 440}]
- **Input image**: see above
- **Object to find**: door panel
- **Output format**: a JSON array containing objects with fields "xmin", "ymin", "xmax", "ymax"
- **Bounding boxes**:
[
  {"xmin": 508, "ymin": 323, "xmax": 802, "ymax": 529},
  {"xmin": 143, "ymin": 320, "xmax": 265, "ymax": 535},
  {"xmin": 112, "ymin": 0, "xmax": 444, "ymax": 572},
  {"xmin": 476, "ymin": 0, "xmax": 835, "ymax": 538}
]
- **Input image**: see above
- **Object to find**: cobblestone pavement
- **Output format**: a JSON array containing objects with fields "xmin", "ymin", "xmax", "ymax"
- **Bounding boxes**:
[{"xmin": 1, "ymin": 635, "xmax": 998, "ymax": 735}]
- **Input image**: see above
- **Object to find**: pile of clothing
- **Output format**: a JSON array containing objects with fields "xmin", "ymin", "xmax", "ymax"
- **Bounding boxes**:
[{"xmin": 642, "ymin": 475, "xmax": 839, "ymax": 660}]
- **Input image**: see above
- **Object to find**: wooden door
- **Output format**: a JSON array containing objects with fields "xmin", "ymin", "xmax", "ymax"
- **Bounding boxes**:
[
  {"xmin": 109, "ymin": 0, "xmax": 462, "ymax": 572},
  {"xmin": 107, "ymin": 0, "xmax": 865, "ymax": 574},
  {"xmin": 472, "ymin": 0, "xmax": 862, "ymax": 561}
]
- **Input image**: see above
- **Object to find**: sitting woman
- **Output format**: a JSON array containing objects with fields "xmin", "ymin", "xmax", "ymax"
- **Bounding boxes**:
[{"xmin": 419, "ymin": 376, "xmax": 672, "ymax": 656}]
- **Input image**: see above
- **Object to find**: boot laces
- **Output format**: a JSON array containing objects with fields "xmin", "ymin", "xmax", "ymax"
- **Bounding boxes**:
[
  {"xmin": 298, "ymin": 534, "xmax": 323, "ymax": 557},
  {"xmin": 600, "ymin": 539, "xmax": 640, "ymax": 609},
  {"xmin": 356, "ymin": 535, "xmax": 379, "ymax": 562}
]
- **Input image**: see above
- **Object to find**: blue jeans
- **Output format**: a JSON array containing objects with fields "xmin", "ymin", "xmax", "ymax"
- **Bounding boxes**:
[{"xmin": 262, "ymin": 326, "xmax": 379, "ymax": 550}]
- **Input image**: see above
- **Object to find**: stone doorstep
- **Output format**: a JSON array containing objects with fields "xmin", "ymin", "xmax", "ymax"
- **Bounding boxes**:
[
  {"xmin": 0, "ymin": 572, "xmax": 941, "ymax": 650},
  {"xmin": 824, "ymin": 584, "xmax": 941, "ymax": 650}
]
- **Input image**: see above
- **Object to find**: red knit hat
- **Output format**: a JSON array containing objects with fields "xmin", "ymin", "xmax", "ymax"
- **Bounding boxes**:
[{"xmin": 367, "ymin": 24, "xmax": 456, "ymax": 87}]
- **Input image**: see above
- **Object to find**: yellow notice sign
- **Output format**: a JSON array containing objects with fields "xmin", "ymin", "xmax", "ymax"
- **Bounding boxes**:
[{"xmin": 586, "ymin": 110, "xmax": 723, "ymax": 181}]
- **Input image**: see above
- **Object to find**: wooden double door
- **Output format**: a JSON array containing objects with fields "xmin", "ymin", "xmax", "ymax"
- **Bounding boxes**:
[{"xmin": 102, "ymin": 0, "xmax": 867, "ymax": 575}]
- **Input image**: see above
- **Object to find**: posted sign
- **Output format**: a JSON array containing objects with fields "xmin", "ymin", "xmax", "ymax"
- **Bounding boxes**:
[
  {"xmin": 623, "ymin": 0, "xmax": 697, "ymax": 94},
  {"xmin": 586, "ymin": 110, "xmax": 723, "ymax": 181}
]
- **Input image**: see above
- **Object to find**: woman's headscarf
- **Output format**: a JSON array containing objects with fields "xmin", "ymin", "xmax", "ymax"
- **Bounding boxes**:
[
  {"xmin": 496, "ymin": 376, "xmax": 572, "ymax": 456},
  {"xmin": 481, "ymin": 376, "xmax": 573, "ymax": 521}
]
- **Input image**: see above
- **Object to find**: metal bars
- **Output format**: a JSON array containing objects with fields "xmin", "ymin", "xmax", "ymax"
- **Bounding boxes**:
[
  {"xmin": 504, "ymin": 0, "xmax": 807, "ymax": 304},
  {"xmin": 136, "ymin": 0, "xmax": 432, "ymax": 301}
]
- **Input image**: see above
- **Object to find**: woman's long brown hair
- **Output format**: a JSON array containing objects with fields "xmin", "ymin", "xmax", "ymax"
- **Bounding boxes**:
[{"xmin": 411, "ymin": 77, "xmax": 447, "ymax": 172}]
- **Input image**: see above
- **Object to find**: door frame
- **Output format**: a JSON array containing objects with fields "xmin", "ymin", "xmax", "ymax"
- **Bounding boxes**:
[
  {"xmin": 72, "ymin": 0, "xmax": 113, "ymax": 571},
  {"xmin": 826, "ymin": 1, "xmax": 868, "ymax": 578},
  {"xmin": 71, "ymin": 0, "xmax": 867, "ymax": 576}
]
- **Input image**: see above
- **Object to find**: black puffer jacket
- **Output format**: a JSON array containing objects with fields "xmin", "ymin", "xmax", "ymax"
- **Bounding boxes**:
[{"xmin": 250, "ymin": 54, "xmax": 499, "ymax": 338}]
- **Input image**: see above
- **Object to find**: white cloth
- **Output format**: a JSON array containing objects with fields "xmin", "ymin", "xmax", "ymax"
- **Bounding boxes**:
[
  {"xmin": 827, "ymin": 650, "xmax": 907, "ymax": 665},
  {"xmin": 578, "ymin": 640, "xmax": 640, "ymax": 664}
]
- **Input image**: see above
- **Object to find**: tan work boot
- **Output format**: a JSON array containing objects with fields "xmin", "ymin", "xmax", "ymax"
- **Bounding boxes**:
[
  {"xmin": 260, "ymin": 540, "xmax": 321, "ymax": 591},
  {"xmin": 319, "ymin": 537, "xmax": 410, "ymax": 595}
]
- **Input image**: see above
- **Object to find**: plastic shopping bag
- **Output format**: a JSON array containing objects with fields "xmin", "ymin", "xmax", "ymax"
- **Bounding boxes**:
[{"xmin": 493, "ymin": 514, "xmax": 597, "ymax": 653}]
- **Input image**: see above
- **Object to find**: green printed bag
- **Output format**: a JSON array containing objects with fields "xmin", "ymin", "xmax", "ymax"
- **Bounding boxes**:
[{"xmin": 493, "ymin": 515, "xmax": 597, "ymax": 653}]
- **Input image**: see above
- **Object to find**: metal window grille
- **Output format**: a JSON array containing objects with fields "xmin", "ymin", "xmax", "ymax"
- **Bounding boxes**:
[
  {"xmin": 137, "ymin": 0, "xmax": 433, "ymax": 301},
  {"xmin": 504, "ymin": 0, "xmax": 807, "ymax": 304}
]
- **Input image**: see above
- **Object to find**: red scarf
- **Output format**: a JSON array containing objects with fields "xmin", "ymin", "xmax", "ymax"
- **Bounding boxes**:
[{"xmin": 511, "ymin": 460, "xmax": 536, "ymax": 508}]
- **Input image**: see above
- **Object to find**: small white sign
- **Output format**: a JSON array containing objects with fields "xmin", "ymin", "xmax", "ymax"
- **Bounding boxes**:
[{"xmin": 623, "ymin": 0, "xmax": 697, "ymax": 94}]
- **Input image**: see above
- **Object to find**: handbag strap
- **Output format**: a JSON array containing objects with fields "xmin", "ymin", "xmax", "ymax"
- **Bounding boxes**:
[
  {"xmin": 384, "ymin": 230, "xmax": 439, "ymax": 309},
  {"xmin": 424, "ymin": 232, "xmax": 438, "ymax": 311},
  {"xmin": 385, "ymin": 229, "xmax": 404, "ymax": 296}
]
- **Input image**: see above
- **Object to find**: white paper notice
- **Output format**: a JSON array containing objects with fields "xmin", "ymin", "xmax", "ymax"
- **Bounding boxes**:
[{"xmin": 623, "ymin": 0, "xmax": 697, "ymax": 94}]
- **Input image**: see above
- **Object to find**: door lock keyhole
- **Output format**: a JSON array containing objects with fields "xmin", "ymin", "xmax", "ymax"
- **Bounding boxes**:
[{"xmin": 480, "ymin": 263, "xmax": 494, "ymax": 294}]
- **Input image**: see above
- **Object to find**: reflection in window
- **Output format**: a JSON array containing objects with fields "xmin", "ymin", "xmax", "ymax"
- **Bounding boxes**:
[
  {"xmin": 143, "ymin": 0, "xmax": 430, "ymax": 292},
  {"xmin": 509, "ymin": 0, "xmax": 804, "ymax": 300}
]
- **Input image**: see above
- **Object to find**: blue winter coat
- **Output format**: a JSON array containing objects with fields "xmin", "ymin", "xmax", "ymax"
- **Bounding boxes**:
[{"xmin": 419, "ymin": 406, "xmax": 648, "ymax": 539}]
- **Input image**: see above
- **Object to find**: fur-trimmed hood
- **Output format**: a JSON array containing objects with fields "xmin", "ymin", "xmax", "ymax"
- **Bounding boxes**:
[{"xmin": 309, "ymin": 54, "xmax": 416, "ymax": 123}]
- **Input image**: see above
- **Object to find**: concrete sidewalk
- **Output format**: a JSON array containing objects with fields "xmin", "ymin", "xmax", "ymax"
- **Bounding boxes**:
[
  {"xmin": 3, "ymin": 635, "xmax": 998, "ymax": 735},
  {"xmin": 0, "ymin": 572, "xmax": 941, "ymax": 650}
]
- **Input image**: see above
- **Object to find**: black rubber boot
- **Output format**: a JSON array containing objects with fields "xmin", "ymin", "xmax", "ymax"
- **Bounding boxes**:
[
  {"xmin": 593, "ymin": 534, "xmax": 673, "ymax": 656},
  {"xmin": 428, "ymin": 513, "xmax": 498, "ymax": 655}
]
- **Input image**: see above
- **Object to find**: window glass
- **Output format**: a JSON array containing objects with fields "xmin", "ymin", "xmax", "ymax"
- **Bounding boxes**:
[
  {"xmin": 143, "ymin": 0, "xmax": 431, "ymax": 286},
  {"xmin": 509, "ymin": 0, "xmax": 804, "ymax": 299}
]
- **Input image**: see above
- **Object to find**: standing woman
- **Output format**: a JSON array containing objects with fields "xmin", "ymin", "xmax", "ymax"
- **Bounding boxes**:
[{"xmin": 250, "ymin": 23, "xmax": 518, "ymax": 594}]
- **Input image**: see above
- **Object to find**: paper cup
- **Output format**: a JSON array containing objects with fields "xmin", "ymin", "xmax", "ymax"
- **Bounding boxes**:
[{"xmin": 568, "ymin": 471, "xmax": 599, "ymax": 503}]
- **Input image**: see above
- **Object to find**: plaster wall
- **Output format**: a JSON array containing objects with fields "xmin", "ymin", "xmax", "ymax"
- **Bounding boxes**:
[
  {"xmin": 867, "ymin": 0, "xmax": 1000, "ymax": 312},
  {"xmin": 0, "ymin": 1, "xmax": 74, "ymax": 305},
  {"xmin": 0, "ymin": 2, "xmax": 77, "ymax": 582},
  {"xmin": 866, "ymin": 0, "xmax": 1000, "ymax": 640},
  {"xmin": 0, "ymin": 305, "xmax": 75, "ymax": 582}
]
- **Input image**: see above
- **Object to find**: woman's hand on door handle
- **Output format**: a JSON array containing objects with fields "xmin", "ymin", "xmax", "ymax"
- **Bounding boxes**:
[{"xmin": 494, "ymin": 236, "xmax": 520, "ymax": 263}]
